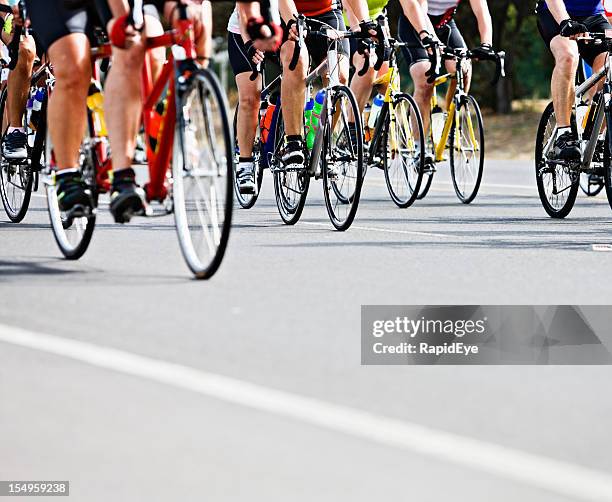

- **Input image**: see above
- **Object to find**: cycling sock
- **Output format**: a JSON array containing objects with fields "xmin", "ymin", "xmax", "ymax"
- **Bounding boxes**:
[
  {"xmin": 285, "ymin": 134, "xmax": 302, "ymax": 144},
  {"xmin": 239, "ymin": 156, "xmax": 254, "ymax": 163},
  {"xmin": 112, "ymin": 167, "xmax": 137, "ymax": 186},
  {"xmin": 7, "ymin": 126, "xmax": 25, "ymax": 134},
  {"xmin": 56, "ymin": 167, "xmax": 81, "ymax": 177},
  {"xmin": 556, "ymin": 126, "xmax": 571, "ymax": 138}
]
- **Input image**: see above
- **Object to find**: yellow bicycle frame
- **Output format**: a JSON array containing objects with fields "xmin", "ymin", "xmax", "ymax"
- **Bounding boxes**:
[{"xmin": 431, "ymin": 73, "xmax": 479, "ymax": 162}]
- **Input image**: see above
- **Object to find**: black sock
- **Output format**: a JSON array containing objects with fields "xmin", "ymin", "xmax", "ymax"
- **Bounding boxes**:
[
  {"xmin": 113, "ymin": 167, "xmax": 136, "ymax": 185},
  {"xmin": 239, "ymin": 156, "xmax": 254, "ymax": 163},
  {"xmin": 286, "ymin": 135, "xmax": 302, "ymax": 144}
]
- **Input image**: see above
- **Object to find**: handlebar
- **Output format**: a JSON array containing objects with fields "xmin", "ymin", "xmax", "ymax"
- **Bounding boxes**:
[{"xmin": 440, "ymin": 46, "xmax": 505, "ymax": 85}]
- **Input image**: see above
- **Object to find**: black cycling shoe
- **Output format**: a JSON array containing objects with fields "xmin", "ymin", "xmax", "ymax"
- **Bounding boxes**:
[
  {"xmin": 109, "ymin": 168, "xmax": 145, "ymax": 224},
  {"xmin": 56, "ymin": 171, "xmax": 93, "ymax": 217},
  {"xmin": 2, "ymin": 130, "xmax": 28, "ymax": 161},
  {"xmin": 281, "ymin": 138, "xmax": 306, "ymax": 171},
  {"xmin": 548, "ymin": 131, "xmax": 581, "ymax": 162}
]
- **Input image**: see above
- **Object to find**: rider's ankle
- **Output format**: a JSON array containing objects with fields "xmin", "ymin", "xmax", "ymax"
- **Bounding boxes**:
[
  {"xmin": 285, "ymin": 134, "xmax": 302, "ymax": 144},
  {"xmin": 239, "ymin": 156, "xmax": 254, "ymax": 163}
]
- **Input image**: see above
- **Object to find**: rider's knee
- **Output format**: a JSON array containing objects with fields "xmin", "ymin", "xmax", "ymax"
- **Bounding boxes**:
[
  {"xmin": 280, "ymin": 41, "xmax": 307, "ymax": 80},
  {"xmin": 554, "ymin": 45, "xmax": 579, "ymax": 71},
  {"xmin": 54, "ymin": 59, "xmax": 90, "ymax": 93},
  {"xmin": 17, "ymin": 37, "xmax": 36, "ymax": 67},
  {"xmin": 410, "ymin": 61, "xmax": 435, "ymax": 94},
  {"xmin": 238, "ymin": 87, "xmax": 260, "ymax": 111}
]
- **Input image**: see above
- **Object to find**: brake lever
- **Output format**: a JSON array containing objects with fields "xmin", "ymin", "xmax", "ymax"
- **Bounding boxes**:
[
  {"xmin": 491, "ymin": 50, "xmax": 505, "ymax": 86},
  {"xmin": 373, "ymin": 23, "xmax": 385, "ymax": 71},
  {"xmin": 250, "ymin": 62, "xmax": 260, "ymax": 81}
]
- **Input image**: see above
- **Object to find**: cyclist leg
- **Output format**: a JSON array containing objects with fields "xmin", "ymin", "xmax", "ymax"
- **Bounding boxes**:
[
  {"xmin": 279, "ymin": 15, "xmax": 308, "ymax": 169},
  {"xmin": 28, "ymin": 0, "xmax": 94, "ymax": 211},
  {"xmin": 398, "ymin": 13, "xmax": 432, "ymax": 135},
  {"xmin": 2, "ymin": 33, "xmax": 36, "ymax": 159},
  {"xmin": 228, "ymin": 19, "xmax": 262, "ymax": 193}
]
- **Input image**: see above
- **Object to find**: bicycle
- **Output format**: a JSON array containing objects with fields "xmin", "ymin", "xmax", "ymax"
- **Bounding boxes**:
[
  {"xmin": 41, "ymin": 4, "xmax": 234, "ymax": 278},
  {"xmin": 270, "ymin": 15, "xmax": 365, "ymax": 231},
  {"xmin": 535, "ymin": 32, "xmax": 612, "ymax": 218},
  {"xmin": 360, "ymin": 26, "xmax": 425, "ymax": 208},
  {"xmin": 0, "ymin": 1, "xmax": 44, "ymax": 223},
  {"xmin": 418, "ymin": 45, "xmax": 505, "ymax": 203}
]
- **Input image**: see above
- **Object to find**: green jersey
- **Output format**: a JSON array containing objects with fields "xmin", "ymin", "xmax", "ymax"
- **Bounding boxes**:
[{"xmin": 344, "ymin": 0, "xmax": 389, "ymax": 24}]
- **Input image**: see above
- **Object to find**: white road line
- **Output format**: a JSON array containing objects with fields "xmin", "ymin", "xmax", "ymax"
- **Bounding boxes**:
[
  {"xmin": 302, "ymin": 221, "xmax": 452, "ymax": 238},
  {"xmin": 1, "ymin": 324, "xmax": 612, "ymax": 502}
]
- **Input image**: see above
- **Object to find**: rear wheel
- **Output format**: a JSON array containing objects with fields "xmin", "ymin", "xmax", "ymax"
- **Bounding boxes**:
[
  {"xmin": 44, "ymin": 109, "xmax": 97, "ymax": 260},
  {"xmin": 272, "ymin": 109, "xmax": 310, "ymax": 225},
  {"xmin": 535, "ymin": 101, "xmax": 579, "ymax": 218},
  {"xmin": 322, "ymin": 85, "xmax": 364, "ymax": 230},
  {"xmin": 383, "ymin": 93, "xmax": 424, "ymax": 208},
  {"xmin": 449, "ymin": 95, "xmax": 485, "ymax": 203},
  {"xmin": 173, "ymin": 68, "xmax": 233, "ymax": 279},
  {"xmin": 0, "ymin": 87, "xmax": 34, "ymax": 222}
]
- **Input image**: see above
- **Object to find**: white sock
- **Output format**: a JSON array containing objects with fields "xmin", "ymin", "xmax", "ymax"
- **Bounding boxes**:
[
  {"xmin": 7, "ymin": 126, "xmax": 25, "ymax": 134},
  {"xmin": 556, "ymin": 126, "xmax": 571, "ymax": 138}
]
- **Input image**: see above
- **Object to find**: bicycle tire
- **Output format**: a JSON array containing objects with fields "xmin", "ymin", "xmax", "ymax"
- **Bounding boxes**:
[
  {"xmin": 449, "ymin": 95, "xmax": 485, "ymax": 204},
  {"xmin": 173, "ymin": 68, "xmax": 233, "ymax": 279},
  {"xmin": 383, "ymin": 92, "xmax": 424, "ymax": 208},
  {"xmin": 535, "ymin": 101, "xmax": 579, "ymax": 218},
  {"xmin": 44, "ymin": 106, "xmax": 97, "ymax": 260},
  {"xmin": 0, "ymin": 87, "xmax": 34, "ymax": 222},
  {"xmin": 272, "ymin": 108, "xmax": 310, "ymax": 225},
  {"xmin": 322, "ymin": 85, "xmax": 364, "ymax": 231}
]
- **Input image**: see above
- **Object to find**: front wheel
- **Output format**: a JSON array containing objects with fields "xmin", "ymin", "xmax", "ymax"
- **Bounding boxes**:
[
  {"xmin": 0, "ymin": 87, "xmax": 34, "ymax": 222},
  {"xmin": 383, "ymin": 93, "xmax": 424, "ymax": 208},
  {"xmin": 322, "ymin": 86, "xmax": 364, "ymax": 230},
  {"xmin": 44, "ymin": 109, "xmax": 97, "ymax": 260},
  {"xmin": 535, "ymin": 101, "xmax": 579, "ymax": 218},
  {"xmin": 173, "ymin": 68, "xmax": 233, "ymax": 279},
  {"xmin": 449, "ymin": 95, "xmax": 485, "ymax": 204}
]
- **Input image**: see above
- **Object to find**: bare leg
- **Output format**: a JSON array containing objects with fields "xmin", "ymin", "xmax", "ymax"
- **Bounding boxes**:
[
  {"xmin": 103, "ymin": 35, "xmax": 145, "ymax": 171},
  {"xmin": 550, "ymin": 35, "xmax": 579, "ymax": 128},
  {"xmin": 280, "ymin": 40, "xmax": 307, "ymax": 136},
  {"xmin": 47, "ymin": 34, "xmax": 91, "ymax": 170},
  {"xmin": 410, "ymin": 60, "xmax": 435, "ymax": 136},
  {"xmin": 235, "ymin": 72, "xmax": 261, "ymax": 157},
  {"xmin": 7, "ymin": 36, "xmax": 36, "ymax": 128},
  {"xmin": 144, "ymin": 14, "xmax": 165, "ymax": 81}
]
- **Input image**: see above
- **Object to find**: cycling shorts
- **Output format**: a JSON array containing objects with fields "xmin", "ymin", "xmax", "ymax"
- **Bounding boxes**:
[
  {"xmin": 282, "ymin": 9, "xmax": 349, "ymax": 67},
  {"xmin": 536, "ymin": 8, "xmax": 611, "ymax": 67},
  {"xmin": 228, "ymin": 32, "xmax": 256, "ymax": 76},
  {"xmin": 27, "ymin": 0, "xmax": 160, "ymax": 51},
  {"xmin": 397, "ymin": 14, "xmax": 466, "ymax": 68}
]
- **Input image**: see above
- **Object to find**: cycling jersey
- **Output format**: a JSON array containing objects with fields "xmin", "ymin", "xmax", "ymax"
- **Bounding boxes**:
[
  {"xmin": 368, "ymin": 0, "xmax": 389, "ymax": 19},
  {"xmin": 294, "ymin": 0, "xmax": 337, "ymax": 17},
  {"xmin": 538, "ymin": 0, "xmax": 604, "ymax": 16},
  {"xmin": 428, "ymin": 0, "xmax": 460, "ymax": 16}
]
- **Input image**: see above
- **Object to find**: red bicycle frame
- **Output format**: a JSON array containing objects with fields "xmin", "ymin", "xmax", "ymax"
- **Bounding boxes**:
[{"xmin": 91, "ymin": 7, "xmax": 198, "ymax": 202}]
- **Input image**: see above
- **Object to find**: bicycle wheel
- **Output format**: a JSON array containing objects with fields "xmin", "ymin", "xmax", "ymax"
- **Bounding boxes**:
[
  {"xmin": 44, "ymin": 110, "xmax": 97, "ymax": 260},
  {"xmin": 232, "ymin": 104, "xmax": 263, "ymax": 209},
  {"xmin": 535, "ymin": 102, "xmax": 579, "ymax": 218},
  {"xmin": 0, "ymin": 87, "xmax": 34, "ymax": 222},
  {"xmin": 322, "ymin": 85, "xmax": 364, "ymax": 231},
  {"xmin": 272, "ymin": 109, "xmax": 310, "ymax": 225},
  {"xmin": 173, "ymin": 68, "xmax": 233, "ymax": 280},
  {"xmin": 449, "ymin": 95, "xmax": 485, "ymax": 203},
  {"xmin": 383, "ymin": 92, "xmax": 424, "ymax": 208}
]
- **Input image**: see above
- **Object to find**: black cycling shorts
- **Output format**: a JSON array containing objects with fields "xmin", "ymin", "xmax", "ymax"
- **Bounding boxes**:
[
  {"xmin": 536, "ymin": 6, "xmax": 611, "ymax": 67},
  {"xmin": 228, "ymin": 32, "xmax": 256, "ymax": 76},
  {"xmin": 282, "ymin": 9, "xmax": 349, "ymax": 67},
  {"xmin": 397, "ymin": 14, "xmax": 466, "ymax": 68},
  {"xmin": 26, "ymin": 0, "xmax": 160, "ymax": 52}
]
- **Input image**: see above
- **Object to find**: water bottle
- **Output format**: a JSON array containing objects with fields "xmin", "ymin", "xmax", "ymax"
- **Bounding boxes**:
[
  {"xmin": 307, "ymin": 90, "xmax": 325, "ymax": 150},
  {"xmin": 28, "ymin": 88, "xmax": 45, "ymax": 131},
  {"xmin": 86, "ymin": 81, "xmax": 107, "ymax": 136},
  {"xmin": 367, "ymin": 94, "xmax": 384, "ymax": 130},
  {"xmin": 576, "ymin": 101, "xmax": 588, "ymax": 138},
  {"xmin": 303, "ymin": 98, "xmax": 314, "ymax": 148},
  {"xmin": 430, "ymin": 104, "xmax": 446, "ymax": 146},
  {"xmin": 259, "ymin": 99, "xmax": 276, "ymax": 145}
]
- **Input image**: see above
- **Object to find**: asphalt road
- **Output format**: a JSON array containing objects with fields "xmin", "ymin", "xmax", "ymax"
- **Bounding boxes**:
[{"xmin": 1, "ymin": 159, "xmax": 612, "ymax": 501}]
